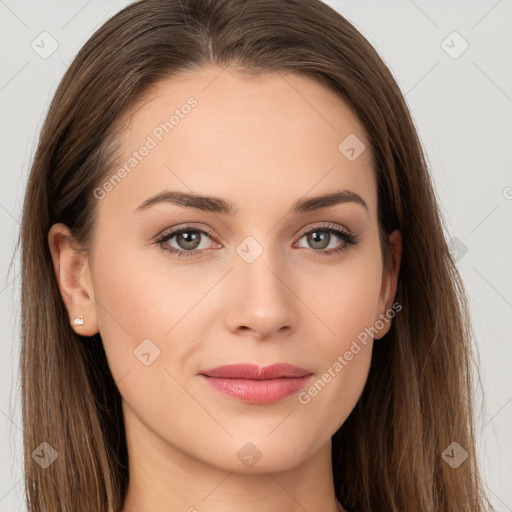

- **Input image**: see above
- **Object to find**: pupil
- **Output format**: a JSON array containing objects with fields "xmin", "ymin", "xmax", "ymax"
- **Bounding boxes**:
[
  {"xmin": 309, "ymin": 231, "xmax": 329, "ymax": 249},
  {"xmin": 178, "ymin": 231, "xmax": 200, "ymax": 249}
]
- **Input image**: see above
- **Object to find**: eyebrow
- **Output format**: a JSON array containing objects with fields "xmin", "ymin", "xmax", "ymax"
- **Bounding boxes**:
[{"xmin": 134, "ymin": 189, "xmax": 368, "ymax": 215}]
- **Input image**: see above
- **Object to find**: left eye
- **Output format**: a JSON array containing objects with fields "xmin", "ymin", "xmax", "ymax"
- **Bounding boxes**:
[{"xmin": 296, "ymin": 228, "xmax": 346, "ymax": 251}]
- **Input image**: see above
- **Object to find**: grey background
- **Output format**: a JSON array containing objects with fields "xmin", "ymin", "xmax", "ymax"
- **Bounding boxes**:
[{"xmin": 1, "ymin": 0, "xmax": 511, "ymax": 510}]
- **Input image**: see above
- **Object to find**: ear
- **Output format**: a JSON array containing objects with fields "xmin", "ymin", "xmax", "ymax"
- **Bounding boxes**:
[
  {"xmin": 374, "ymin": 229, "xmax": 402, "ymax": 340},
  {"xmin": 48, "ymin": 223, "xmax": 99, "ymax": 336}
]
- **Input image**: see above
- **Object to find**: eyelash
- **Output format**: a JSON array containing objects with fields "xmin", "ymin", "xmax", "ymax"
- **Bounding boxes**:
[{"xmin": 155, "ymin": 223, "xmax": 359, "ymax": 259}]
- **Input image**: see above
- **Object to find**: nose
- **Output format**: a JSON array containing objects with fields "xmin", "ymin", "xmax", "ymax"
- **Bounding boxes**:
[{"xmin": 223, "ymin": 245, "xmax": 299, "ymax": 340}]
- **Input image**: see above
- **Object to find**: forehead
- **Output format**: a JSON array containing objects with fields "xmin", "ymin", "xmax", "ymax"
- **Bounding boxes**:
[{"xmin": 104, "ymin": 66, "xmax": 377, "ymax": 220}]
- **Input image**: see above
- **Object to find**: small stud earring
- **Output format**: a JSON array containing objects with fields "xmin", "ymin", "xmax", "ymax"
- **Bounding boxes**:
[{"xmin": 73, "ymin": 315, "xmax": 84, "ymax": 326}]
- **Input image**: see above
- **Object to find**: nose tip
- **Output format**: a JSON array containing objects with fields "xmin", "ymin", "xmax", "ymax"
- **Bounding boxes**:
[{"xmin": 225, "ymin": 254, "xmax": 298, "ymax": 340}]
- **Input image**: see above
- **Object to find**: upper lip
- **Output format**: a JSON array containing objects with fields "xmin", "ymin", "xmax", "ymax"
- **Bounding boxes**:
[{"xmin": 200, "ymin": 363, "xmax": 313, "ymax": 380}]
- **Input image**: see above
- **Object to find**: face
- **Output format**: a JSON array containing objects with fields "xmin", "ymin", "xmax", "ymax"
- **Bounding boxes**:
[{"xmin": 51, "ymin": 66, "xmax": 400, "ymax": 475}]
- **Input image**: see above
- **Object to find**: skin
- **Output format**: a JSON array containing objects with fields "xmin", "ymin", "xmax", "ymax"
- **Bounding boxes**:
[{"xmin": 49, "ymin": 66, "xmax": 402, "ymax": 512}]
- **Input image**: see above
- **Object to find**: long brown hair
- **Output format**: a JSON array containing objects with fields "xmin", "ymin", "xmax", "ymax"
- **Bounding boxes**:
[{"xmin": 19, "ymin": 0, "xmax": 493, "ymax": 510}]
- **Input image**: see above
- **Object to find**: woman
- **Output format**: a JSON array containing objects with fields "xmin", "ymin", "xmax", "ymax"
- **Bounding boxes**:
[{"xmin": 19, "ymin": 0, "xmax": 494, "ymax": 510}]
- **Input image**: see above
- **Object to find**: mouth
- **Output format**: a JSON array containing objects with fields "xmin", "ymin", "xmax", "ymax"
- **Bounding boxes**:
[{"xmin": 199, "ymin": 363, "xmax": 314, "ymax": 404}]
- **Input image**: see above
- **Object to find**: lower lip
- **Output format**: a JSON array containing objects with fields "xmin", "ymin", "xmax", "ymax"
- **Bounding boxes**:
[{"xmin": 200, "ymin": 375, "xmax": 313, "ymax": 404}]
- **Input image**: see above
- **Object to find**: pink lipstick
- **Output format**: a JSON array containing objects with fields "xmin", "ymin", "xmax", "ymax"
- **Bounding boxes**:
[{"xmin": 199, "ymin": 363, "xmax": 314, "ymax": 404}]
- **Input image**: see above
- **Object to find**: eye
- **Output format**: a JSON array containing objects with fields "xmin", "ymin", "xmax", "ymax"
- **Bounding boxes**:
[
  {"xmin": 156, "ymin": 224, "xmax": 218, "ymax": 259},
  {"xmin": 294, "ymin": 223, "xmax": 359, "ymax": 257}
]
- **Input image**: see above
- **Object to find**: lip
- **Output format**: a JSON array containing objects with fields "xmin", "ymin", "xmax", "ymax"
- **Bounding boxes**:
[{"xmin": 199, "ymin": 363, "xmax": 314, "ymax": 404}]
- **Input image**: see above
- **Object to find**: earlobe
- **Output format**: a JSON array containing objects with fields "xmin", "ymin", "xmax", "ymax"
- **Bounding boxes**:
[
  {"xmin": 374, "ymin": 229, "xmax": 402, "ymax": 340},
  {"xmin": 47, "ymin": 223, "xmax": 99, "ymax": 336}
]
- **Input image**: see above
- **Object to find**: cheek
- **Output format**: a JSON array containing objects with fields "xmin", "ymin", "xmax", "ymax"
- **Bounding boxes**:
[
  {"xmin": 297, "ymin": 339, "xmax": 372, "ymax": 441},
  {"xmin": 294, "ymin": 277, "xmax": 377, "ymax": 436},
  {"xmin": 301, "ymin": 250, "xmax": 383, "ymax": 349},
  {"xmin": 88, "ymin": 239, "xmax": 169, "ymax": 379},
  {"xmin": 89, "ymin": 238, "xmax": 224, "ymax": 386},
  {"xmin": 294, "ymin": 250, "xmax": 382, "ymax": 419}
]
